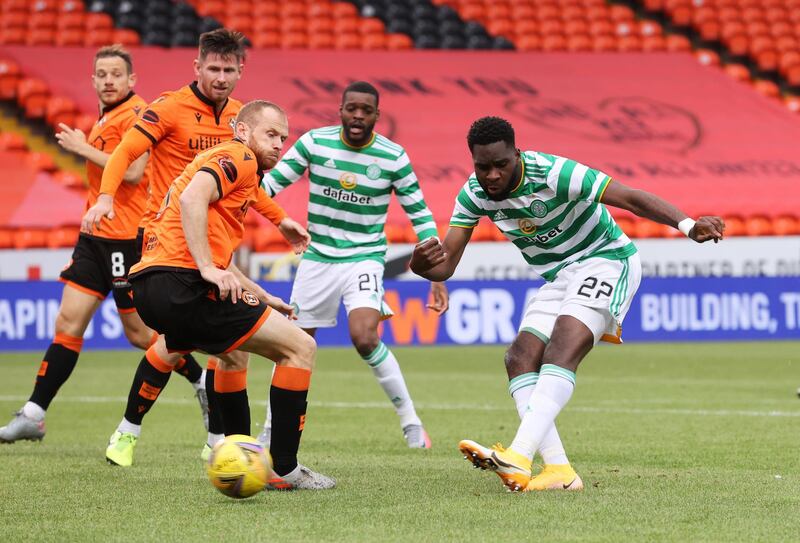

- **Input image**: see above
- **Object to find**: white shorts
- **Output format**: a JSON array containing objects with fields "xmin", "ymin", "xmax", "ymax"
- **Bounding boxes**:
[
  {"xmin": 289, "ymin": 259, "xmax": 393, "ymax": 329},
  {"xmin": 519, "ymin": 253, "xmax": 642, "ymax": 345}
]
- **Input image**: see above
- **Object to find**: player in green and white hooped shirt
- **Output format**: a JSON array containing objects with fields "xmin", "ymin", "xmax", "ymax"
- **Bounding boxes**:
[
  {"xmin": 259, "ymin": 81, "xmax": 449, "ymax": 449},
  {"xmin": 412, "ymin": 116, "xmax": 725, "ymax": 491}
]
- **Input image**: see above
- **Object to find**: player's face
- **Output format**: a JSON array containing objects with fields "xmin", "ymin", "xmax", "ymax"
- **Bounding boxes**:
[
  {"xmin": 339, "ymin": 91, "xmax": 379, "ymax": 146},
  {"xmin": 92, "ymin": 56, "xmax": 135, "ymax": 107},
  {"xmin": 194, "ymin": 53, "xmax": 243, "ymax": 105},
  {"xmin": 244, "ymin": 108, "xmax": 289, "ymax": 171},
  {"xmin": 471, "ymin": 142, "xmax": 520, "ymax": 201}
]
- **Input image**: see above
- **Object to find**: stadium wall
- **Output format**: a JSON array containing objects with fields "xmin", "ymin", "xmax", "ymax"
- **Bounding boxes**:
[{"xmin": 0, "ymin": 277, "xmax": 797, "ymax": 351}]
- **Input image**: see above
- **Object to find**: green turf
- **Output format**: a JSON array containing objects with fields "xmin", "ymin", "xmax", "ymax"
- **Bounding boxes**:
[{"xmin": 0, "ymin": 343, "xmax": 799, "ymax": 542}]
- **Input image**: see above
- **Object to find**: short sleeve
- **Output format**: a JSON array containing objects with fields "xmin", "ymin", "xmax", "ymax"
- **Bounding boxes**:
[
  {"xmin": 545, "ymin": 156, "xmax": 611, "ymax": 203},
  {"xmin": 449, "ymin": 182, "xmax": 483, "ymax": 228}
]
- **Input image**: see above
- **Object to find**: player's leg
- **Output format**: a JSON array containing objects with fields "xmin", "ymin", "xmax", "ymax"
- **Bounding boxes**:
[
  {"xmin": 344, "ymin": 261, "xmax": 430, "ymax": 448},
  {"xmin": 105, "ymin": 335, "xmax": 184, "ymax": 466},
  {"xmin": 114, "ymin": 242, "xmax": 209, "ymax": 424},
  {"xmin": 0, "ymin": 284, "xmax": 100, "ymax": 443},
  {"xmin": 257, "ymin": 258, "xmax": 340, "ymax": 447},
  {"xmin": 237, "ymin": 311, "xmax": 334, "ymax": 489},
  {"xmin": 201, "ymin": 356, "xmax": 224, "ymax": 460}
]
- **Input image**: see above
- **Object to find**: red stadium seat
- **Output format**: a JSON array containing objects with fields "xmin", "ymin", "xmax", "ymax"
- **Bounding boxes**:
[
  {"xmin": 30, "ymin": 12, "xmax": 59, "ymax": 29},
  {"xmin": 567, "ymin": 34, "xmax": 592, "ymax": 51},
  {"xmin": 283, "ymin": 16, "xmax": 309, "ymax": 34},
  {"xmin": 385, "ymin": 224, "xmax": 412, "ymax": 243},
  {"xmin": 542, "ymin": 34, "xmax": 567, "ymax": 51},
  {"xmin": 251, "ymin": 1, "xmax": 280, "ymax": 18},
  {"xmin": 724, "ymin": 63, "xmax": 751, "ymax": 82},
  {"xmin": 45, "ymin": 96, "xmax": 79, "ymax": 129},
  {"xmin": 470, "ymin": 221, "xmax": 496, "ymax": 242},
  {"xmin": 85, "ymin": 12, "xmax": 113, "ymax": 31},
  {"xmin": 360, "ymin": 17, "xmax": 385, "ymax": 36},
  {"xmin": 0, "ymin": 58, "xmax": 22, "ymax": 100},
  {"xmin": 0, "ymin": 229, "xmax": 12, "ymax": 249},
  {"xmin": 786, "ymin": 66, "xmax": 800, "ymax": 86},
  {"xmin": 617, "ymin": 35, "xmax": 643, "ymax": 52},
  {"xmin": 56, "ymin": 28, "xmax": 84, "ymax": 46},
  {"xmin": 13, "ymin": 228, "xmax": 49, "ymax": 249},
  {"xmin": 772, "ymin": 215, "xmax": 800, "ymax": 235},
  {"xmin": 331, "ymin": 2, "xmax": 358, "ymax": 19},
  {"xmin": 73, "ymin": 113, "xmax": 95, "ymax": 135},
  {"xmin": 251, "ymin": 31, "xmax": 280, "ymax": 49},
  {"xmin": 253, "ymin": 16, "xmax": 281, "ymax": 33},
  {"xmin": 744, "ymin": 216, "xmax": 773, "ymax": 236},
  {"xmin": 361, "ymin": 33, "xmax": 386, "ymax": 50},
  {"xmin": 752, "ymin": 79, "xmax": 780, "ymax": 99},
  {"xmin": 27, "ymin": 151, "xmax": 57, "ymax": 172},
  {"xmin": 334, "ymin": 33, "xmax": 361, "ymax": 50},
  {"xmin": 0, "ymin": 28, "xmax": 27, "ymax": 45},
  {"xmin": 83, "ymin": 28, "xmax": 113, "ymax": 47},
  {"xmin": 665, "ymin": 34, "xmax": 691, "ymax": 52},
  {"xmin": 280, "ymin": 3, "xmax": 307, "ymax": 19},
  {"xmin": 59, "ymin": 1, "xmax": 85, "ymax": 13},
  {"xmin": 308, "ymin": 33, "xmax": 334, "ymax": 49},
  {"xmin": 112, "ymin": 29, "xmax": 140, "ymax": 47},
  {"xmin": 634, "ymin": 220, "xmax": 672, "ymax": 238},
  {"xmin": 47, "ymin": 226, "xmax": 80, "ymax": 248},
  {"xmin": 308, "ymin": 3, "xmax": 332, "ymax": 18},
  {"xmin": 17, "ymin": 78, "xmax": 51, "ymax": 119},
  {"xmin": 592, "ymin": 35, "xmax": 618, "ymax": 52},
  {"xmin": 386, "ymin": 33, "xmax": 413, "ymax": 50},
  {"xmin": 0, "ymin": 132, "xmax": 27, "ymax": 151},
  {"xmin": 195, "ymin": 0, "xmax": 224, "ymax": 18},
  {"xmin": 226, "ymin": 1, "xmax": 252, "ymax": 17},
  {"xmin": 27, "ymin": 29, "xmax": 57, "ymax": 46},
  {"xmin": 722, "ymin": 216, "xmax": 744, "ymax": 236},
  {"xmin": 334, "ymin": 17, "xmax": 359, "ymax": 35},
  {"xmin": 1, "ymin": 12, "xmax": 28, "ymax": 29},
  {"xmin": 281, "ymin": 32, "xmax": 308, "ymax": 49},
  {"xmin": 695, "ymin": 49, "xmax": 721, "ymax": 67},
  {"xmin": 32, "ymin": 0, "xmax": 59, "ymax": 12},
  {"xmin": 516, "ymin": 35, "xmax": 542, "ymax": 51},
  {"xmin": 785, "ymin": 95, "xmax": 800, "ymax": 114},
  {"xmin": 642, "ymin": 35, "xmax": 667, "ymax": 51}
]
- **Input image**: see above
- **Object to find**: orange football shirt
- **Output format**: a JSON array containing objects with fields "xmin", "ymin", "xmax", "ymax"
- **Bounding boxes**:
[
  {"xmin": 130, "ymin": 139, "xmax": 272, "ymax": 276},
  {"xmin": 85, "ymin": 91, "xmax": 149, "ymax": 239}
]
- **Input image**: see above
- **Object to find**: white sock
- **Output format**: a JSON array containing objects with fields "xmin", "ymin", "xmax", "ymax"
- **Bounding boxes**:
[
  {"xmin": 362, "ymin": 343, "xmax": 420, "ymax": 428},
  {"xmin": 22, "ymin": 401, "xmax": 45, "ymax": 421},
  {"xmin": 509, "ymin": 365, "xmax": 575, "ymax": 461},
  {"xmin": 117, "ymin": 417, "xmax": 142, "ymax": 437},
  {"xmin": 508, "ymin": 373, "xmax": 570, "ymax": 465},
  {"xmin": 193, "ymin": 369, "xmax": 206, "ymax": 392},
  {"xmin": 207, "ymin": 432, "xmax": 223, "ymax": 447}
]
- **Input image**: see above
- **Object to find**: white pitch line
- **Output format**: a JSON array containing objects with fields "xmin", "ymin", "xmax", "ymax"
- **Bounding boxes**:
[{"xmin": 0, "ymin": 395, "xmax": 798, "ymax": 418}]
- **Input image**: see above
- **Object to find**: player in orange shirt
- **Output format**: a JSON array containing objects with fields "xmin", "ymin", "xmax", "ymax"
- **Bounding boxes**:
[
  {"xmin": 125, "ymin": 101, "xmax": 333, "ymax": 489},
  {"xmin": 0, "ymin": 46, "xmax": 205, "ymax": 442},
  {"xmin": 88, "ymin": 30, "xmax": 309, "ymax": 466}
]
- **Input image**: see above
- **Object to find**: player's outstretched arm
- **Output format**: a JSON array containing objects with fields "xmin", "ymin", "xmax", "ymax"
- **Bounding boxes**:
[
  {"xmin": 277, "ymin": 217, "xmax": 311, "ymax": 254},
  {"xmin": 601, "ymin": 180, "xmax": 725, "ymax": 243},
  {"xmin": 410, "ymin": 226, "xmax": 472, "ymax": 281},
  {"xmin": 56, "ymin": 123, "xmax": 149, "ymax": 184},
  {"xmin": 81, "ymin": 128, "xmax": 154, "ymax": 233},
  {"xmin": 180, "ymin": 171, "xmax": 242, "ymax": 303}
]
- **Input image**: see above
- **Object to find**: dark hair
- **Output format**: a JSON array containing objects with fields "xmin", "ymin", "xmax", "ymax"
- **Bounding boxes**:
[
  {"xmin": 342, "ymin": 81, "xmax": 379, "ymax": 107},
  {"xmin": 94, "ymin": 44, "xmax": 133, "ymax": 74},
  {"xmin": 198, "ymin": 28, "xmax": 246, "ymax": 63},
  {"xmin": 467, "ymin": 116, "xmax": 515, "ymax": 151}
]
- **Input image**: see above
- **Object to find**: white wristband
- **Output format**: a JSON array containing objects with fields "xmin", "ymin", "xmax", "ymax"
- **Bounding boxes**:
[{"xmin": 677, "ymin": 218, "xmax": 696, "ymax": 237}]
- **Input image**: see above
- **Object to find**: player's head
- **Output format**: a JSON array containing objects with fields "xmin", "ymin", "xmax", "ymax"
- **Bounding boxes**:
[
  {"xmin": 235, "ymin": 100, "xmax": 288, "ymax": 170},
  {"xmin": 92, "ymin": 44, "xmax": 136, "ymax": 107},
  {"xmin": 467, "ymin": 116, "xmax": 520, "ymax": 201},
  {"xmin": 194, "ymin": 28, "xmax": 246, "ymax": 105},
  {"xmin": 339, "ymin": 81, "xmax": 380, "ymax": 147}
]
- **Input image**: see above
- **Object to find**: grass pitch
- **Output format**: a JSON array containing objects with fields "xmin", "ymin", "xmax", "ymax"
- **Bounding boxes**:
[{"xmin": 1, "ymin": 342, "xmax": 799, "ymax": 542}]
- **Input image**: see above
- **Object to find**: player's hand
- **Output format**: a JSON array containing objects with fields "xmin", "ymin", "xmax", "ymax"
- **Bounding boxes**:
[
  {"xmin": 690, "ymin": 216, "xmax": 725, "ymax": 244},
  {"xmin": 263, "ymin": 293, "xmax": 296, "ymax": 319},
  {"xmin": 427, "ymin": 281, "xmax": 449, "ymax": 314},
  {"xmin": 410, "ymin": 237, "xmax": 446, "ymax": 274},
  {"xmin": 278, "ymin": 217, "xmax": 311, "ymax": 254},
  {"xmin": 200, "ymin": 266, "xmax": 242, "ymax": 304},
  {"xmin": 81, "ymin": 193, "xmax": 116, "ymax": 234},
  {"xmin": 55, "ymin": 123, "xmax": 88, "ymax": 156}
]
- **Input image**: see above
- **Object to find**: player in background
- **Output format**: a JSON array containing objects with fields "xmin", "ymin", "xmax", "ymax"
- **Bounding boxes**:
[
  {"xmin": 0, "ymin": 46, "xmax": 205, "ymax": 443},
  {"xmin": 84, "ymin": 30, "xmax": 308, "ymax": 466},
  {"xmin": 129, "ymin": 101, "xmax": 334, "ymax": 489},
  {"xmin": 411, "ymin": 116, "xmax": 725, "ymax": 491},
  {"xmin": 259, "ymin": 81, "xmax": 448, "ymax": 449}
]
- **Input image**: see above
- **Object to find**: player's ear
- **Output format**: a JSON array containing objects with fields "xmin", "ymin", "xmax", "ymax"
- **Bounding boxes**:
[
  {"xmin": 128, "ymin": 72, "xmax": 137, "ymax": 88},
  {"xmin": 375, "ymin": 108, "xmax": 380, "ymax": 122},
  {"xmin": 192, "ymin": 58, "xmax": 201, "ymax": 77}
]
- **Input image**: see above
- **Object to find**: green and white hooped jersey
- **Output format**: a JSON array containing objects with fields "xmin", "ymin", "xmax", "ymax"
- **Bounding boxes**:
[
  {"xmin": 262, "ymin": 126, "xmax": 438, "ymax": 263},
  {"xmin": 450, "ymin": 151, "xmax": 637, "ymax": 282}
]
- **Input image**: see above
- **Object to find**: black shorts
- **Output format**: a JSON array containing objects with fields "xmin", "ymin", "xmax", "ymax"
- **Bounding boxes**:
[
  {"xmin": 130, "ymin": 269, "xmax": 270, "ymax": 355},
  {"xmin": 59, "ymin": 233, "xmax": 139, "ymax": 313}
]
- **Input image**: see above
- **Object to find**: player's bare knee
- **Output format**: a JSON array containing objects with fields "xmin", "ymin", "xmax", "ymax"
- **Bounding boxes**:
[
  {"xmin": 54, "ymin": 309, "xmax": 84, "ymax": 338},
  {"xmin": 280, "ymin": 332, "xmax": 316, "ymax": 370},
  {"xmin": 351, "ymin": 331, "xmax": 379, "ymax": 358},
  {"xmin": 123, "ymin": 326, "xmax": 151, "ymax": 350}
]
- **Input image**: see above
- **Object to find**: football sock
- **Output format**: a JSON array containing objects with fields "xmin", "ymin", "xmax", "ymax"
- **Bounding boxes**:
[
  {"xmin": 117, "ymin": 417, "xmax": 141, "ymax": 437},
  {"xmin": 122, "ymin": 346, "xmax": 173, "ymax": 425},
  {"xmin": 205, "ymin": 358, "xmax": 224, "ymax": 435},
  {"xmin": 362, "ymin": 342, "xmax": 421, "ymax": 428},
  {"xmin": 510, "ymin": 365, "xmax": 576, "ymax": 461},
  {"xmin": 173, "ymin": 354, "xmax": 204, "ymax": 388},
  {"xmin": 22, "ymin": 401, "xmax": 45, "ymax": 421},
  {"xmin": 262, "ymin": 364, "xmax": 276, "ymax": 430},
  {"xmin": 270, "ymin": 365, "xmax": 311, "ymax": 477},
  {"xmin": 214, "ymin": 366, "xmax": 250, "ymax": 436},
  {"xmin": 508, "ymin": 372, "xmax": 569, "ymax": 465},
  {"xmin": 206, "ymin": 432, "xmax": 223, "ymax": 448},
  {"xmin": 28, "ymin": 333, "xmax": 83, "ymax": 411}
]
